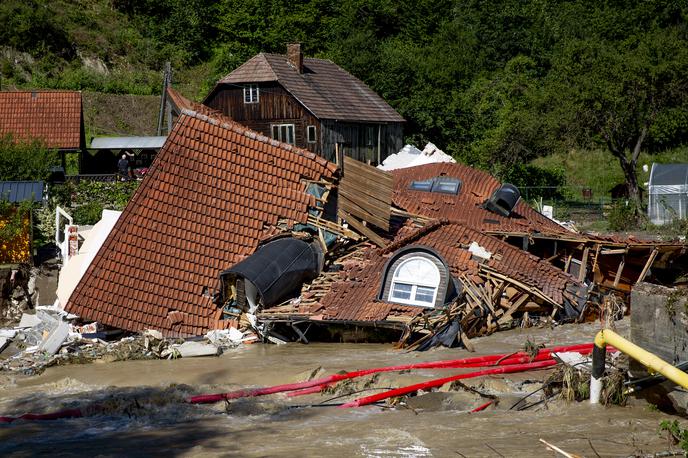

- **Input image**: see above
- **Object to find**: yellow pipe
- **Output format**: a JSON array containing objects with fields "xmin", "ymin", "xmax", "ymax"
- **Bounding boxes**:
[{"xmin": 590, "ymin": 329, "xmax": 688, "ymax": 404}]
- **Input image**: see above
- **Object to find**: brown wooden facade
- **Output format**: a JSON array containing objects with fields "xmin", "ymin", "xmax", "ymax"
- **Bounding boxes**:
[{"xmin": 204, "ymin": 82, "xmax": 403, "ymax": 164}]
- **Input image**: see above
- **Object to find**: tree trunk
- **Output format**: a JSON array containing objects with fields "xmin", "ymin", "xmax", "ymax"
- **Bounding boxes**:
[
  {"xmin": 609, "ymin": 124, "xmax": 648, "ymax": 212},
  {"xmin": 619, "ymin": 156, "xmax": 641, "ymax": 208}
]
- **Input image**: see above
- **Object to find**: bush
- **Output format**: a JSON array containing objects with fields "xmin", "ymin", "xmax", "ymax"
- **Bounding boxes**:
[
  {"xmin": 0, "ymin": 134, "xmax": 59, "ymax": 181},
  {"xmin": 72, "ymin": 201, "xmax": 104, "ymax": 225},
  {"xmin": 607, "ymin": 200, "xmax": 643, "ymax": 231}
]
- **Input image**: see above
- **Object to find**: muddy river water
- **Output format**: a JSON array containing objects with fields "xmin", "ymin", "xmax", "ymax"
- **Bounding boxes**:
[{"xmin": 0, "ymin": 320, "xmax": 682, "ymax": 457}]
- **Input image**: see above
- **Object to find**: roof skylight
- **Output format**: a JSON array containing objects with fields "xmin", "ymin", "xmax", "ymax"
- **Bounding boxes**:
[{"xmin": 409, "ymin": 177, "xmax": 462, "ymax": 195}]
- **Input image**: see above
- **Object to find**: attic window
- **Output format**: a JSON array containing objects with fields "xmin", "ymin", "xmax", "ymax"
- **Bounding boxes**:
[
  {"xmin": 409, "ymin": 177, "xmax": 462, "ymax": 195},
  {"xmin": 244, "ymin": 84, "xmax": 259, "ymax": 104}
]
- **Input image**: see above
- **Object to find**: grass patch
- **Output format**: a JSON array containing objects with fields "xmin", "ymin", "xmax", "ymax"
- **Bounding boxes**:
[{"xmin": 531, "ymin": 147, "xmax": 688, "ymax": 200}]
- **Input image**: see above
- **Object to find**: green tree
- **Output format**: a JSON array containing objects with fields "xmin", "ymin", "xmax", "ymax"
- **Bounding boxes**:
[
  {"xmin": 462, "ymin": 56, "xmax": 555, "ymax": 177},
  {"xmin": 0, "ymin": 135, "xmax": 59, "ymax": 181},
  {"xmin": 549, "ymin": 25, "xmax": 688, "ymax": 208}
]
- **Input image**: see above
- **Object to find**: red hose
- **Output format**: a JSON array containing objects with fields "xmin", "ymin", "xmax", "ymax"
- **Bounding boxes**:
[
  {"xmin": 286, "ymin": 384, "xmax": 332, "ymax": 397},
  {"xmin": 470, "ymin": 400, "xmax": 495, "ymax": 413},
  {"xmin": 187, "ymin": 343, "xmax": 595, "ymax": 404},
  {"xmin": 339, "ymin": 360, "xmax": 557, "ymax": 408}
]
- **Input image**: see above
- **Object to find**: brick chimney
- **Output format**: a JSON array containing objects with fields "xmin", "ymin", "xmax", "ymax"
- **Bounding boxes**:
[{"xmin": 287, "ymin": 43, "xmax": 303, "ymax": 73}]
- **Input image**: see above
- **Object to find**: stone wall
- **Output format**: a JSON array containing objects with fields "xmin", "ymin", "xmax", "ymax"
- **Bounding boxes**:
[{"xmin": 630, "ymin": 282, "xmax": 688, "ymax": 376}]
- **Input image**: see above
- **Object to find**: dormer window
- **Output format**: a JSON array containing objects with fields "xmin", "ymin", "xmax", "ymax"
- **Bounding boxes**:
[
  {"xmin": 244, "ymin": 85, "xmax": 259, "ymax": 104},
  {"xmin": 389, "ymin": 257, "xmax": 440, "ymax": 307},
  {"xmin": 409, "ymin": 177, "xmax": 462, "ymax": 195},
  {"xmin": 379, "ymin": 246, "xmax": 457, "ymax": 308}
]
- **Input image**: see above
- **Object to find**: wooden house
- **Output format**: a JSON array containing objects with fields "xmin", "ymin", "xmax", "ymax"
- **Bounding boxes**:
[{"xmin": 203, "ymin": 44, "xmax": 405, "ymax": 164}]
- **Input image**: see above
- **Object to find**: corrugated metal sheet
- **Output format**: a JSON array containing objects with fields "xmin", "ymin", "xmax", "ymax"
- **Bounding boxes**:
[
  {"xmin": 0, "ymin": 181, "xmax": 44, "ymax": 203},
  {"xmin": 90, "ymin": 136, "xmax": 168, "ymax": 150}
]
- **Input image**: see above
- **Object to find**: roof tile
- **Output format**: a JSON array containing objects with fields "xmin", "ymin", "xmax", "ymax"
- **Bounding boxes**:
[
  {"xmin": 0, "ymin": 90, "xmax": 83, "ymax": 149},
  {"xmin": 215, "ymin": 53, "xmax": 404, "ymax": 123},
  {"xmin": 66, "ymin": 99, "xmax": 337, "ymax": 337}
]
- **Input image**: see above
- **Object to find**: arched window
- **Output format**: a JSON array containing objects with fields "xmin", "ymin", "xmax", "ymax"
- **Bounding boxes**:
[{"xmin": 388, "ymin": 257, "xmax": 441, "ymax": 307}]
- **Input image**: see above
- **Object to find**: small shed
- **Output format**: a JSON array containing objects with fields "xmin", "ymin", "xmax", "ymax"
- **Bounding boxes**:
[{"xmin": 648, "ymin": 163, "xmax": 688, "ymax": 225}]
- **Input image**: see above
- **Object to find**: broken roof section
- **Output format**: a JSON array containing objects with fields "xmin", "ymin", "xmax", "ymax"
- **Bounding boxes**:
[
  {"xmin": 391, "ymin": 162, "xmax": 567, "ymax": 234},
  {"xmin": 65, "ymin": 103, "xmax": 338, "ymax": 336},
  {"xmin": 0, "ymin": 90, "xmax": 83, "ymax": 150},
  {"xmin": 312, "ymin": 220, "xmax": 586, "ymax": 324}
]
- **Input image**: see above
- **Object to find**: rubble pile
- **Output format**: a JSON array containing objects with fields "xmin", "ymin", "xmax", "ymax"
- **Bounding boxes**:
[
  {"xmin": 0, "ymin": 267, "xmax": 38, "ymax": 326},
  {"xmin": 0, "ymin": 309, "xmax": 253, "ymax": 376}
]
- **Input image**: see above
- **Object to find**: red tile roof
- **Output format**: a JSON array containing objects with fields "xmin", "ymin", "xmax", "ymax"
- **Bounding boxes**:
[
  {"xmin": 316, "ymin": 221, "xmax": 583, "ymax": 322},
  {"xmin": 65, "ymin": 108, "xmax": 338, "ymax": 336},
  {"xmin": 391, "ymin": 162, "xmax": 568, "ymax": 234},
  {"xmin": 214, "ymin": 53, "xmax": 405, "ymax": 123},
  {"xmin": 0, "ymin": 90, "xmax": 83, "ymax": 149}
]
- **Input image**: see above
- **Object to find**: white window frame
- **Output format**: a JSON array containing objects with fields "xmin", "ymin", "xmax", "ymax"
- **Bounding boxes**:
[
  {"xmin": 307, "ymin": 125, "xmax": 317, "ymax": 143},
  {"xmin": 243, "ymin": 84, "xmax": 259, "ymax": 104},
  {"xmin": 271, "ymin": 123, "xmax": 295, "ymax": 145},
  {"xmin": 387, "ymin": 256, "xmax": 440, "ymax": 307}
]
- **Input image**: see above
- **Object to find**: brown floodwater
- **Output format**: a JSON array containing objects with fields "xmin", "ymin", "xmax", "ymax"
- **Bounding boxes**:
[{"xmin": 0, "ymin": 319, "xmax": 683, "ymax": 457}]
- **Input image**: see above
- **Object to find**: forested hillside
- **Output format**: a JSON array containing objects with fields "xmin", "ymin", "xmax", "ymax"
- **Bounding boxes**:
[{"xmin": 1, "ymin": 0, "xmax": 687, "ymax": 204}]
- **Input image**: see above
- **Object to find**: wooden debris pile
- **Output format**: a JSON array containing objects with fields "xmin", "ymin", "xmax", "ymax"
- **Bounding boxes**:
[{"xmin": 397, "ymin": 270, "xmax": 570, "ymax": 350}]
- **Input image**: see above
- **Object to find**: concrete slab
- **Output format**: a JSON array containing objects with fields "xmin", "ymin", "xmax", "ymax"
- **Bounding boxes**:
[
  {"xmin": 174, "ymin": 341, "xmax": 220, "ymax": 358},
  {"xmin": 17, "ymin": 313, "xmax": 41, "ymax": 329},
  {"xmin": 38, "ymin": 320, "xmax": 70, "ymax": 355}
]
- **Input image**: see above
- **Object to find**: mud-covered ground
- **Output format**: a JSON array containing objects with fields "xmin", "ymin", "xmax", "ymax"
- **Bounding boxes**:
[{"xmin": 0, "ymin": 319, "xmax": 684, "ymax": 457}]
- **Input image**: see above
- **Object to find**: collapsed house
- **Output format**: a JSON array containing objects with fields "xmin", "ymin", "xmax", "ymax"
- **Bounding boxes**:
[{"xmin": 62, "ymin": 96, "xmax": 688, "ymax": 344}]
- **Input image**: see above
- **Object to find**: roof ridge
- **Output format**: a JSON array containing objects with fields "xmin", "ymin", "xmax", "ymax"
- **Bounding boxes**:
[
  {"xmin": 179, "ymin": 108, "xmax": 337, "ymax": 172},
  {"xmin": 0, "ymin": 90, "xmax": 82, "ymax": 94}
]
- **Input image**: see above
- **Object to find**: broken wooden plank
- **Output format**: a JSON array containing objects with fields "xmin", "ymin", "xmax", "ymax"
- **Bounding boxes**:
[
  {"xmin": 338, "ymin": 156, "xmax": 393, "ymax": 231},
  {"xmin": 497, "ymin": 293, "xmax": 529, "ymax": 325},
  {"xmin": 613, "ymin": 257, "xmax": 625, "ymax": 288},
  {"xmin": 636, "ymin": 248, "xmax": 659, "ymax": 284},
  {"xmin": 307, "ymin": 215, "xmax": 361, "ymax": 240},
  {"xmin": 578, "ymin": 246, "xmax": 590, "ymax": 282},
  {"xmin": 340, "ymin": 211, "xmax": 387, "ymax": 248}
]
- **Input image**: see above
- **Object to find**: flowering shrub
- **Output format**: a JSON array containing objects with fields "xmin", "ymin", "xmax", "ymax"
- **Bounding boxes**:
[{"xmin": 0, "ymin": 204, "xmax": 31, "ymax": 264}]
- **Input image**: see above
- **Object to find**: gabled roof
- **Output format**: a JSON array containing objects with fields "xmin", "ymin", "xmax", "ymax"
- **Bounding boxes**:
[
  {"xmin": 0, "ymin": 91, "xmax": 83, "ymax": 149},
  {"xmin": 391, "ymin": 162, "xmax": 568, "ymax": 234},
  {"xmin": 213, "ymin": 53, "xmax": 405, "ymax": 123},
  {"xmin": 66, "ymin": 107, "xmax": 338, "ymax": 336}
]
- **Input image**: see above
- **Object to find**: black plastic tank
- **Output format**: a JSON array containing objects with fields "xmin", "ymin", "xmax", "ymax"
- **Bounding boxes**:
[{"xmin": 484, "ymin": 184, "xmax": 521, "ymax": 217}]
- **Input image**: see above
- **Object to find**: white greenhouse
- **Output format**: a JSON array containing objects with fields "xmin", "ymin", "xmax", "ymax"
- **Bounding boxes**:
[{"xmin": 648, "ymin": 163, "xmax": 688, "ymax": 225}]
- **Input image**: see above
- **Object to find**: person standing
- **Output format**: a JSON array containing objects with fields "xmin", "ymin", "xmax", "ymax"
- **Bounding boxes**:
[{"xmin": 117, "ymin": 154, "xmax": 130, "ymax": 181}]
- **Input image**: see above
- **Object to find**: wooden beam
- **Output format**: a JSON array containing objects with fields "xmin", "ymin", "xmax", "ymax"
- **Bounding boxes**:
[
  {"xmin": 340, "ymin": 211, "xmax": 387, "ymax": 248},
  {"xmin": 590, "ymin": 244, "xmax": 601, "ymax": 277},
  {"xmin": 600, "ymin": 248, "xmax": 629, "ymax": 255},
  {"xmin": 613, "ymin": 257, "xmax": 625, "ymax": 288},
  {"xmin": 637, "ymin": 248, "xmax": 659, "ymax": 284},
  {"xmin": 578, "ymin": 247, "xmax": 590, "ymax": 282},
  {"xmin": 498, "ymin": 293, "xmax": 529, "ymax": 325}
]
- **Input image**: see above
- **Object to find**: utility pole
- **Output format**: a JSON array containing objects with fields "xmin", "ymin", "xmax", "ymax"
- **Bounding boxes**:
[{"xmin": 156, "ymin": 62, "xmax": 172, "ymax": 136}]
